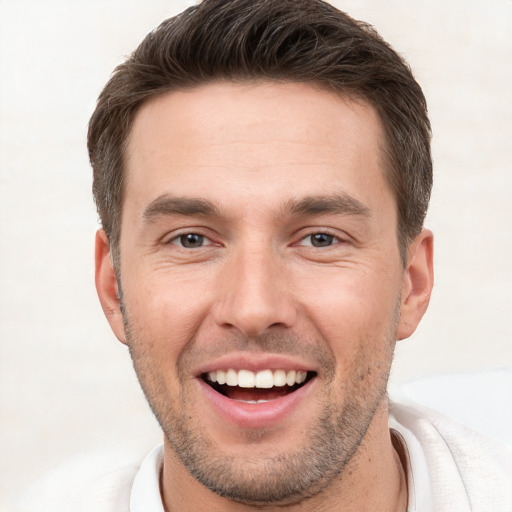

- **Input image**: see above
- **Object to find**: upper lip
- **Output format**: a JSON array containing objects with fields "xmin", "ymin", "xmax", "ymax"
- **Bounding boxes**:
[{"xmin": 193, "ymin": 353, "xmax": 318, "ymax": 377}]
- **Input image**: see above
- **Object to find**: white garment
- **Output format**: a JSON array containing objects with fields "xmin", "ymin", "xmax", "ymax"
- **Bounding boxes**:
[
  {"xmin": 22, "ymin": 400, "xmax": 512, "ymax": 512},
  {"xmin": 388, "ymin": 400, "xmax": 512, "ymax": 511}
]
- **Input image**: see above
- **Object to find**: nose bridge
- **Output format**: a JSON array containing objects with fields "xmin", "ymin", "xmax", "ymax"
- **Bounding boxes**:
[{"xmin": 213, "ymin": 238, "xmax": 296, "ymax": 336}]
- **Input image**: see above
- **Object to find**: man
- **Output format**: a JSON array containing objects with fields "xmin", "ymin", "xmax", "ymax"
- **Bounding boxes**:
[{"xmin": 86, "ymin": 0, "xmax": 511, "ymax": 510}]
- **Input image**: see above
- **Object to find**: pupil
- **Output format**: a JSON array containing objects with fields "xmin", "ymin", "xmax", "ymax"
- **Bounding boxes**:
[
  {"xmin": 181, "ymin": 233, "xmax": 203, "ymax": 248},
  {"xmin": 311, "ymin": 233, "xmax": 333, "ymax": 247}
]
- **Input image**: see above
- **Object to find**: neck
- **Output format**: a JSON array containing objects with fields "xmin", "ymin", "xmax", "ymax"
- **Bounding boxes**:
[{"xmin": 161, "ymin": 399, "xmax": 407, "ymax": 512}]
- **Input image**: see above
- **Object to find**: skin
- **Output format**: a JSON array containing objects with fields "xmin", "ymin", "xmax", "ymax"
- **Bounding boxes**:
[{"xmin": 95, "ymin": 81, "xmax": 433, "ymax": 511}]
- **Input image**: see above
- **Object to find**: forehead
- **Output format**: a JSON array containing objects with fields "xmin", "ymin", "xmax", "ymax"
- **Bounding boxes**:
[{"xmin": 124, "ymin": 81, "xmax": 391, "ymax": 215}]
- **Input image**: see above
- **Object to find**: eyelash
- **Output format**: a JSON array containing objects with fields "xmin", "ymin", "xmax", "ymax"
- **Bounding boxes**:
[
  {"xmin": 165, "ymin": 230, "xmax": 347, "ymax": 250},
  {"xmin": 167, "ymin": 231, "xmax": 214, "ymax": 249},
  {"xmin": 297, "ymin": 232, "xmax": 344, "ymax": 248}
]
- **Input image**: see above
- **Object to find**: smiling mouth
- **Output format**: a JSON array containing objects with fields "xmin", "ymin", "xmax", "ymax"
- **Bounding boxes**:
[{"xmin": 202, "ymin": 369, "xmax": 317, "ymax": 403}]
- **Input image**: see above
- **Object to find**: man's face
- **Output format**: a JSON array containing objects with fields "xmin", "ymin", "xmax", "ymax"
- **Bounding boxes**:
[{"xmin": 97, "ymin": 82, "xmax": 430, "ymax": 505}]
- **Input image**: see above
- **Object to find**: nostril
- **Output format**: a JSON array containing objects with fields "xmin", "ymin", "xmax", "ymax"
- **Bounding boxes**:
[{"xmin": 211, "ymin": 278, "xmax": 298, "ymax": 337}]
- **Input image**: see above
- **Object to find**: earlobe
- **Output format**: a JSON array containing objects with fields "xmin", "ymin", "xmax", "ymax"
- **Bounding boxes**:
[
  {"xmin": 397, "ymin": 229, "xmax": 434, "ymax": 340},
  {"xmin": 95, "ymin": 229, "xmax": 127, "ymax": 344}
]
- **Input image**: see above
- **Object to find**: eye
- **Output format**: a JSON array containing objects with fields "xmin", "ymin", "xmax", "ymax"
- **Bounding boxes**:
[
  {"xmin": 300, "ymin": 233, "xmax": 338, "ymax": 248},
  {"xmin": 170, "ymin": 233, "xmax": 211, "ymax": 249}
]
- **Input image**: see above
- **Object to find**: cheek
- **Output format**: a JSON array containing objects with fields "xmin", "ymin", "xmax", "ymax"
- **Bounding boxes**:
[
  {"xmin": 121, "ymin": 269, "xmax": 213, "ymax": 355},
  {"xmin": 295, "ymin": 268, "xmax": 401, "ymax": 377},
  {"xmin": 300, "ymin": 270, "xmax": 400, "ymax": 334}
]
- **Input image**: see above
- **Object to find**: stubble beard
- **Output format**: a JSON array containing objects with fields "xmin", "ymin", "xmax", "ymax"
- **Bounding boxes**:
[{"xmin": 123, "ymin": 311, "xmax": 398, "ymax": 506}]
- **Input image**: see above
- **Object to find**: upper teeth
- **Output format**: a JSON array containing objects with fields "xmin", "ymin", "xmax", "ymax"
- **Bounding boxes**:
[{"xmin": 207, "ymin": 369, "xmax": 308, "ymax": 388}]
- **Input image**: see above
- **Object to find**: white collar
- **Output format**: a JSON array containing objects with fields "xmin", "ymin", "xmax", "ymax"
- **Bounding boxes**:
[{"xmin": 130, "ymin": 444, "xmax": 165, "ymax": 512}]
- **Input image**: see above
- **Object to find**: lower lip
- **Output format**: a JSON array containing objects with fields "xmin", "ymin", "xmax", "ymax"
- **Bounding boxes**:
[{"xmin": 197, "ymin": 378, "xmax": 316, "ymax": 429}]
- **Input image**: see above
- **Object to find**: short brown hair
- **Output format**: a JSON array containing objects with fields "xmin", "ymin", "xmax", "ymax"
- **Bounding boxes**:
[{"xmin": 88, "ymin": 0, "xmax": 432, "ymax": 264}]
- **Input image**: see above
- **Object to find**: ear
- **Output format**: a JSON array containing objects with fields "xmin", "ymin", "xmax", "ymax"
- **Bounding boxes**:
[
  {"xmin": 95, "ymin": 229, "xmax": 127, "ymax": 344},
  {"xmin": 397, "ymin": 228, "xmax": 434, "ymax": 340}
]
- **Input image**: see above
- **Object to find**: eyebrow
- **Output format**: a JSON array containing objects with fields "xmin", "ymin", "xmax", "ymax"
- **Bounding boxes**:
[
  {"xmin": 142, "ymin": 192, "xmax": 371, "ymax": 224},
  {"xmin": 143, "ymin": 195, "xmax": 223, "ymax": 223},
  {"xmin": 284, "ymin": 193, "xmax": 371, "ymax": 217}
]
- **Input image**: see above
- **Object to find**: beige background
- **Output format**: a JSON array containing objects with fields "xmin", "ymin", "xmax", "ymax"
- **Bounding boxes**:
[{"xmin": 1, "ymin": 0, "xmax": 511, "ymax": 508}]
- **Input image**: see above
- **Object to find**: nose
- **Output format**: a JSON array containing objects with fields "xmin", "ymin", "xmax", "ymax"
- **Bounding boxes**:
[{"xmin": 212, "ymin": 245, "xmax": 297, "ymax": 337}]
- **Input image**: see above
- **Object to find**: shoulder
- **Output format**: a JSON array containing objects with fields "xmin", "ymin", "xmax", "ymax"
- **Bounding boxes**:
[
  {"xmin": 18, "ymin": 452, "xmax": 142, "ymax": 512},
  {"xmin": 389, "ymin": 398, "xmax": 512, "ymax": 512}
]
